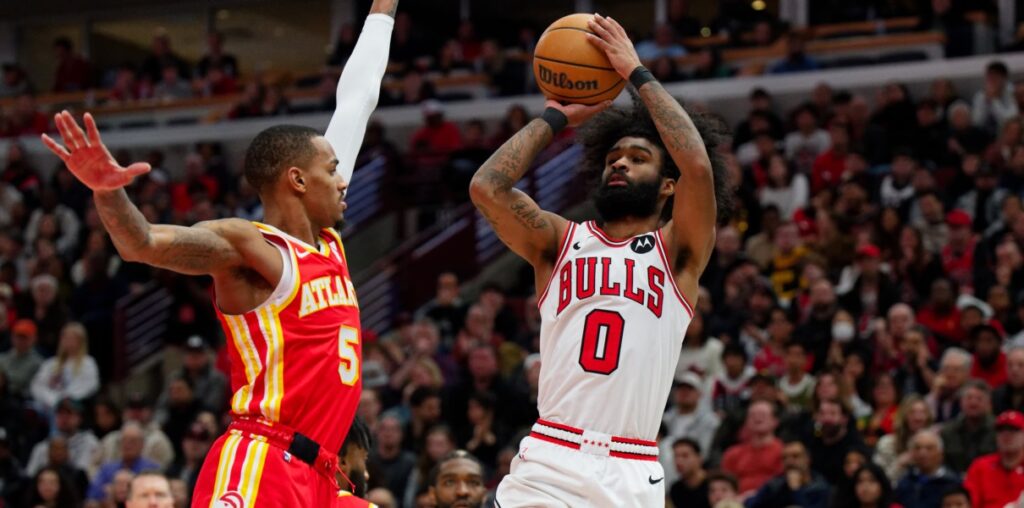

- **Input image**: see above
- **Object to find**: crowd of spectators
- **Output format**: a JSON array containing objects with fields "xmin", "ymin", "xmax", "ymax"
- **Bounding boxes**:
[
  {"xmin": 2, "ymin": 0, "xmax": 1018, "ymax": 140},
  {"xmin": 4, "ymin": 3, "xmax": 1024, "ymax": 507}
]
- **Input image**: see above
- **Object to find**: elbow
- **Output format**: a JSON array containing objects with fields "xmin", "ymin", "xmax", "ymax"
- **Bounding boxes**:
[
  {"xmin": 117, "ymin": 247, "xmax": 143, "ymax": 264},
  {"xmin": 468, "ymin": 177, "xmax": 493, "ymax": 207},
  {"xmin": 115, "ymin": 239, "xmax": 151, "ymax": 264}
]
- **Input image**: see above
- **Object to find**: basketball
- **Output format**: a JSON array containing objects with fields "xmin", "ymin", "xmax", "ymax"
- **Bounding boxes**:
[{"xmin": 533, "ymin": 13, "xmax": 626, "ymax": 105}]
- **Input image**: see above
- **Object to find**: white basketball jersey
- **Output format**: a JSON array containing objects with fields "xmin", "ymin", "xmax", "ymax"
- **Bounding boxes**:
[{"xmin": 536, "ymin": 221, "xmax": 694, "ymax": 441}]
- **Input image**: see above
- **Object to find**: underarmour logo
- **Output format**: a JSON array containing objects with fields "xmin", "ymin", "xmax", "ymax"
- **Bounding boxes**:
[
  {"xmin": 631, "ymin": 235, "xmax": 655, "ymax": 254},
  {"xmin": 519, "ymin": 447, "xmax": 528, "ymax": 462},
  {"xmin": 648, "ymin": 475, "xmax": 664, "ymax": 485},
  {"xmin": 573, "ymin": 241, "xmax": 581, "ymax": 250},
  {"xmin": 215, "ymin": 491, "xmax": 246, "ymax": 508}
]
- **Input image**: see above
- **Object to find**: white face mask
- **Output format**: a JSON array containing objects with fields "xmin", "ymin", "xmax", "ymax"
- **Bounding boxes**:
[{"xmin": 832, "ymin": 322, "xmax": 855, "ymax": 342}]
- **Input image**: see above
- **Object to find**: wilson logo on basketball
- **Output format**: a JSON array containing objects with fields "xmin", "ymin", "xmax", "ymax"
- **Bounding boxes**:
[{"xmin": 537, "ymin": 64, "xmax": 599, "ymax": 91}]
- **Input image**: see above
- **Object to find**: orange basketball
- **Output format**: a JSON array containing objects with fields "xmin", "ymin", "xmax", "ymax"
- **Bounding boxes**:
[{"xmin": 533, "ymin": 13, "xmax": 626, "ymax": 105}]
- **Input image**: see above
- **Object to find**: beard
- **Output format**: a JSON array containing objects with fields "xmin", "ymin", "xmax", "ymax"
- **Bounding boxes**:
[
  {"xmin": 350, "ymin": 467, "xmax": 367, "ymax": 497},
  {"xmin": 437, "ymin": 495, "xmax": 484, "ymax": 508},
  {"xmin": 593, "ymin": 174, "xmax": 662, "ymax": 222}
]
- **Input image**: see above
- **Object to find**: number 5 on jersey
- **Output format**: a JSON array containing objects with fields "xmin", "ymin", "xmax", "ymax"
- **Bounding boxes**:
[
  {"xmin": 338, "ymin": 326, "xmax": 360, "ymax": 385},
  {"xmin": 579, "ymin": 309, "xmax": 624, "ymax": 375}
]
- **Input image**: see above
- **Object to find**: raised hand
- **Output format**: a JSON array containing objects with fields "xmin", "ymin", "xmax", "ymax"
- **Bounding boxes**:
[
  {"xmin": 545, "ymin": 99, "xmax": 612, "ymax": 128},
  {"xmin": 586, "ymin": 14, "xmax": 643, "ymax": 80},
  {"xmin": 41, "ymin": 111, "xmax": 151, "ymax": 192}
]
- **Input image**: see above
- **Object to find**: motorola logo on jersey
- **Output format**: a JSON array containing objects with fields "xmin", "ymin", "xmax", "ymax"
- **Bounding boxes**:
[
  {"xmin": 630, "ymin": 235, "xmax": 655, "ymax": 254},
  {"xmin": 556, "ymin": 256, "xmax": 666, "ymax": 318}
]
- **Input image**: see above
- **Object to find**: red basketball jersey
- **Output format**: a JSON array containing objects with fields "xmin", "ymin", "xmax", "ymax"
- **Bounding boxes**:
[
  {"xmin": 215, "ymin": 222, "xmax": 362, "ymax": 454},
  {"xmin": 336, "ymin": 491, "xmax": 376, "ymax": 507}
]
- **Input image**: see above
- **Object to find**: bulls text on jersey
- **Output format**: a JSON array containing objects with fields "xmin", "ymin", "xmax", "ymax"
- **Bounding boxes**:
[{"xmin": 556, "ymin": 256, "xmax": 667, "ymax": 318}]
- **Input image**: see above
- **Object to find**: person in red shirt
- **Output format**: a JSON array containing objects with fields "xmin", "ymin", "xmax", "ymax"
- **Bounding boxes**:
[
  {"xmin": 2, "ymin": 94, "xmax": 49, "ymax": 138},
  {"xmin": 169, "ymin": 153, "xmax": 219, "ymax": 215},
  {"xmin": 942, "ymin": 210, "xmax": 976, "ymax": 291},
  {"xmin": 721, "ymin": 400, "xmax": 784, "ymax": 495},
  {"xmin": 811, "ymin": 119, "xmax": 850, "ymax": 194},
  {"xmin": 52, "ymin": 37, "xmax": 92, "ymax": 93},
  {"xmin": 408, "ymin": 100, "xmax": 462, "ymax": 169},
  {"xmin": 970, "ymin": 324, "xmax": 1008, "ymax": 388},
  {"xmin": 963, "ymin": 410, "xmax": 1024, "ymax": 508},
  {"xmin": 752, "ymin": 308, "xmax": 792, "ymax": 378},
  {"xmin": 916, "ymin": 278, "xmax": 964, "ymax": 344}
]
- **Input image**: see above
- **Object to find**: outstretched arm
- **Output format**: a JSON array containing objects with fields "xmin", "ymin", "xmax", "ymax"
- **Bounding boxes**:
[
  {"xmin": 469, "ymin": 100, "xmax": 609, "ymax": 270},
  {"xmin": 588, "ymin": 14, "xmax": 716, "ymax": 299},
  {"xmin": 42, "ymin": 112, "xmax": 280, "ymax": 281},
  {"xmin": 324, "ymin": 0, "xmax": 397, "ymax": 187},
  {"xmin": 469, "ymin": 118, "xmax": 563, "ymax": 268}
]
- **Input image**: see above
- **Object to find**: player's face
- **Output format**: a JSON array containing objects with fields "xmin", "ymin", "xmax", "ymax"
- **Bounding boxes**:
[
  {"xmin": 125, "ymin": 475, "xmax": 174, "ymax": 508},
  {"xmin": 340, "ymin": 445, "xmax": 369, "ymax": 497},
  {"xmin": 594, "ymin": 136, "xmax": 672, "ymax": 223},
  {"xmin": 430, "ymin": 459, "xmax": 485, "ymax": 508},
  {"xmin": 302, "ymin": 136, "xmax": 347, "ymax": 227}
]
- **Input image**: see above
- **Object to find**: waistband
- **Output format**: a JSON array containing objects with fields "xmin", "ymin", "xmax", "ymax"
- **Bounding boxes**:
[
  {"xmin": 530, "ymin": 419, "xmax": 659, "ymax": 461},
  {"xmin": 228, "ymin": 416, "xmax": 340, "ymax": 485}
]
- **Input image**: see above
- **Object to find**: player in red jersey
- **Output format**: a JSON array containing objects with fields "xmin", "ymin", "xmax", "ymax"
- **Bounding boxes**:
[{"xmin": 40, "ymin": 1, "xmax": 398, "ymax": 506}]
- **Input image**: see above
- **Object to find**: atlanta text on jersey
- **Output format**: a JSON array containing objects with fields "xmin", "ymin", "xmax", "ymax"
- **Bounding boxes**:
[{"xmin": 298, "ymin": 275, "xmax": 358, "ymax": 318}]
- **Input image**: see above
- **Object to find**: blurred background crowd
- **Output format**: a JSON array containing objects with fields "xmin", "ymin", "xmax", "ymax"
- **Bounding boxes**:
[{"xmin": 4, "ymin": 0, "xmax": 1024, "ymax": 507}]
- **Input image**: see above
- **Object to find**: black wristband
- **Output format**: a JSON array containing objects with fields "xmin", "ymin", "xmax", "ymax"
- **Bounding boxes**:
[
  {"xmin": 629, "ymin": 65, "xmax": 657, "ymax": 90},
  {"xmin": 541, "ymin": 107, "xmax": 569, "ymax": 134}
]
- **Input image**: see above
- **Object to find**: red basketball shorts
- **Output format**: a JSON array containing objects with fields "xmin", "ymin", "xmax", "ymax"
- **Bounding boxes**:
[{"xmin": 191, "ymin": 426, "xmax": 338, "ymax": 507}]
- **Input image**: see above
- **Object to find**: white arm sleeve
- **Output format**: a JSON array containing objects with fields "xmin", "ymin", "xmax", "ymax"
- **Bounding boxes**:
[{"xmin": 324, "ymin": 13, "xmax": 395, "ymax": 188}]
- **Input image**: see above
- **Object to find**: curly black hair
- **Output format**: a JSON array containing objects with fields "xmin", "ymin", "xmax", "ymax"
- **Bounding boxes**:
[{"xmin": 577, "ymin": 90, "xmax": 734, "ymax": 223}]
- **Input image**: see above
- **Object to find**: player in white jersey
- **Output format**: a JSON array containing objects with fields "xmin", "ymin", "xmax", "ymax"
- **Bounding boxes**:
[{"xmin": 469, "ymin": 14, "xmax": 730, "ymax": 507}]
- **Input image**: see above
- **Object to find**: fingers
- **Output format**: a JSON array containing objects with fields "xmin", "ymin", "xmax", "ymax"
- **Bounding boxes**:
[
  {"xmin": 593, "ymin": 100, "xmax": 613, "ymax": 113},
  {"xmin": 124, "ymin": 162, "xmax": 152, "ymax": 178},
  {"xmin": 83, "ymin": 113, "xmax": 103, "ymax": 148},
  {"xmin": 588, "ymin": 15, "xmax": 615, "ymax": 42},
  {"xmin": 586, "ymin": 33, "xmax": 612, "ymax": 52},
  {"xmin": 54, "ymin": 113, "xmax": 78, "ymax": 151},
  {"xmin": 606, "ymin": 15, "xmax": 629, "ymax": 39},
  {"xmin": 63, "ymin": 111, "xmax": 90, "ymax": 149},
  {"xmin": 55, "ymin": 111, "xmax": 89, "ymax": 150},
  {"xmin": 40, "ymin": 134, "xmax": 70, "ymax": 162}
]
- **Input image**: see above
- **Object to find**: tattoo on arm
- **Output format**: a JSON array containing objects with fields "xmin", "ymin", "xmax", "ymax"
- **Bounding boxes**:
[
  {"xmin": 157, "ymin": 227, "xmax": 227, "ymax": 272},
  {"xmin": 638, "ymin": 82, "xmax": 702, "ymax": 155},
  {"xmin": 93, "ymin": 189, "xmax": 153, "ymax": 257},
  {"xmin": 510, "ymin": 199, "xmax": 547, "ymax": 230},
  {"xmin": 95, "ymin": 190, "xmax": 240, "ymax": 274},
  {"xmin": 470, "ymin": 119, "xmax": 562, "ymax": 258}
]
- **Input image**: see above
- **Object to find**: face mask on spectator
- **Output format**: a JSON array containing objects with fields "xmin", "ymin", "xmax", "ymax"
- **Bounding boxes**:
[{"xmin": 832, "ymin": 322, "xmax": 855, "ymax": 342}]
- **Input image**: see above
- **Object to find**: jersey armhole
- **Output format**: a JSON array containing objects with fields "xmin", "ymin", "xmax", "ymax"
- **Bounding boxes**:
[
  {"xmin": 536, "ymin": 222, "xmax": 577, "ymax": 309},
  {"xmin": 225, "ymin": 232, "xmax": 297, "ymax": 315},
  {"xmin": 654, "ymin": 229, "xmax": 695, "ymax": 318},
  {"xmin": 323, "ymin": 227, "xmax": 348, "ymax": 264}
]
